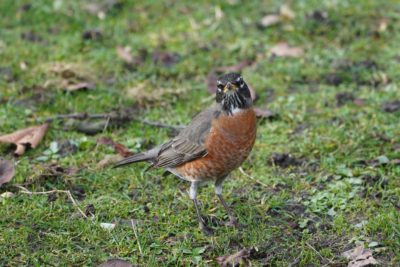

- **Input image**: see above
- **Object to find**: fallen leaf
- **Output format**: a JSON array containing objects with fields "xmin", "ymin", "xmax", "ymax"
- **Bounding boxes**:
[
  {"xmin": 116, "ymin": 46, "xmax": 133, "ymax": 64},
  {"xmin": 152, "ymin": 50, "xmax": 180, "ymax": 67},
  {"xmin": 66, "ymin": 82, "xmax": 95, "ymax": 92},
  {"xmin": 43, "ymin": 62, "xmax": 96, "ymax": 93},
  {"xmin": 280, "ymin": 4, "xmax": 296, "ymax": 20},
  {"xmin": 97, "ymin": 154, "xmax": 124, "ymax": 168},
  {"xmin": 0, "ymin": 123, "xmax": 49, "ymax": 155},
  {"xmin": 126, "ymin": 82, "xmax": 186, "ymax": 107},
  {"xmin": 259, "ymin": 14, "xmax": 281, "ymax": 28},
  {"xmin": 270, "ymin": 42, "xmax": 303, "ymax": 58},
  {"xmin": 98, "ymin": 137, "xmax": 133, "ymax": 157},
  {"xmin": 342, "ymin": 246, "xmax": 378, "ymax": 267},
  {"xmin": 353, "ymin": 98, "xmax": 365, "ymax": 106},
  {"xmin": 97, "ymin": 259, "xmax": 133, "ymax": 267},
  {"xmin": 0, "ymin": 159, "xmax": 15, "ymax": 186},
  {"xmin": 254, "ymin": 107, "xmax": 275, "ymax": 119},
  {"xmin": 381, "ymin": 100, "xmax": 400, "ymax": 113},
  {"xmin": 216, "ymin": 248, "xmax": 251, "ymax": 267},
  {"xmin": 0, "ymin": 192, "xmax": 15, "ymax": 199},
  {"xmin": 215, "ymin": 60, "xmax": 254, "ymax": 73},
  {"xmin": 377, "ymin": 18, "xmax": 388, "ymax": 33},
  {"xmin": 100, "ymin": 222, "xmax": 116, "ymax": 230}
]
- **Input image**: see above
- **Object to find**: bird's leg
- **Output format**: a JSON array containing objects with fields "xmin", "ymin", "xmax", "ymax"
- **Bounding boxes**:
[
  {"xmin": 215, "ymin": 181, "xmax": 239, "ymax": 228},
  {"xmin": 189, "ymin": 181, "xmax": 213, "ymax": 235}
]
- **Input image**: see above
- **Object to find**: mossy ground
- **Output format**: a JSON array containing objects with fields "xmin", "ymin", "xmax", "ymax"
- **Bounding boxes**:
[{"xmin": 0, "ymin": 0, "xmax": 399, "ymax": 266}]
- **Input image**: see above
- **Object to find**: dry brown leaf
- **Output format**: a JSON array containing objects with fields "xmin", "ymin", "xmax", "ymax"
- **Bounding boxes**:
[
  {"xmin": 217, "ymin": 248, "xmax": 251, "ymax": 267},
  {"xmin": 0, "ymin": 123, "xmax": 49, "ymax": 155},
  {"xmin": 259, "ymin": 14, "xmax": 281, "ymax": 27},
  {"xmin": 126, "ymin": 82, "xmax": 186, "ymax": 106},
  {"xmin": 43, "ymin": 62, "xmax": 96, "ymax": 92},
  {"xmin": 116, "ymin": 46, "xmax": 133, "ymax": 64},
  {"xmin": 254, "ymin": 107, "xmax": 275, "ymax": 119},
  {"xmin": 342, "ymin": 246, "xmax": 378, "ymax": 267},
  {"xmin": 0, "ymin": 159, "xmax": 15, "ymax": 186},
  {"xmin": 66, "ymin": 82, "xmax": 95, "ymax": 92},
  {"xmin": 270, "ymin": 42, "xmax": 303, "ymax": 58},
  {"xmin": 215, "ymin": 60, "xmax": 254, "ymax": 73},
  {"xmin": 97, "ymin": 259, "xmax": 133, "ymax": 267},
  {"xmin": 151, "ymin": 50, "xmax": 180, "ymax": 67},
  {"xmin": 97, "ymin": 137, "xmax": 133, "ymax": 157},
  {"xmin": 97, "ymin": 154, "xmax": 124, "ymax": 169},
  {"xmin": 280, "ymin": 4, "xmax": 296, "ymax": 20}
]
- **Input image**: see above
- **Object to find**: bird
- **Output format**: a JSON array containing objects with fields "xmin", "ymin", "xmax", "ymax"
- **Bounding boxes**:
[{"xmin": 114, "ymin": 73, "xmax": 257, "ymax": 234}]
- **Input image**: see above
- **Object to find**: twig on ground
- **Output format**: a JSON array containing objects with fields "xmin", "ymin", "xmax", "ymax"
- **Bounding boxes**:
[
  {"xmin": 136, "ymin": 119, "xmax": 184, "ymax": 130},
  {"xmin": 305, "ymin": 242, "xmax": 334, "ymax": 267},
  {"xmin": 45, "ymin": 113, "xmax": 109, "ymax": 122},
  {"xmin": 130, "ymin": 219, "xmax": 143, "ymax": 257},
  {"xmin": 238, "ymin": 167, "xmax": 270, "ymax": 188},
  {"xmin": 15, "ymin": 185, "xmax": 88, "ymax": 219},
  {"xmin": 43, "ymin": 112, "xmax": 184, "ymax": 130}
]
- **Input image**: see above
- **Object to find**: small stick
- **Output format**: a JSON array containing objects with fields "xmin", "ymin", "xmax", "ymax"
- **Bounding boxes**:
[
  {"xmin": 130, "ymin": 219, "xmax": 143, "ymax": 257},
  {"xmin": 43, "ymin": 113, "xmax": 184, "ymax": 130},
  {"xmin": 238, "ymin": 167, "xmax": 270, "ymax": 188},
  {"xmin": 45, "ymin": 113, "xmax": 109, "ymax": 122},
  {"xmin": 305, "ymin": 242, "xmax": 334, "ymax": 267},
  {"xmin": 16, "ymin": 185, "xmax": 88, "ymax": 219},
  {"xmin": 137, "ymin": 119, "xmax": 184, "ymax": 130}
]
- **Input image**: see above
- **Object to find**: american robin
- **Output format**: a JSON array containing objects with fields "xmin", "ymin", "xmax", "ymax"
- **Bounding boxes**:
[{"xmin": 114, "ymin": 73, "xmax": 256, "ymax": 234}]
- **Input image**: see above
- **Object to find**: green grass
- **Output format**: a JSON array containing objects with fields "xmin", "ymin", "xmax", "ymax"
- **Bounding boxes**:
[{"xmin": 1, "ymin": 0, "xmax": 400, "ymax": 266}]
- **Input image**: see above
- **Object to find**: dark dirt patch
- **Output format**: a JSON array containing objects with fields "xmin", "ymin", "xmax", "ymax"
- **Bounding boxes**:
[
  {"xmin": 151, "ymin": 50, "xmax": 180, "ymax": 68},
  {"xmin": 71, "ymin": 185, "xmax": 86, "ymax": 201},
  {"xmin": 269, "ymin": 153, "xmax": 304, "ymax": 168},
  {"xmin": 0, "ymin": 67, "xmax": 15, "ymax": 82},
  {"xmin": 82, "ymin": 29, "xmax": 103, "ymax": 41},
  {"xmin": 381, "ymin": 100, "xmax": 400, "ymax": 113},
  {"xmin": 47, "ymin": 192, "xmax": 57, "ymax": 202},
  {"xmin": 24, "ymin": 164, "xmax": 79, "ymax": 187},
  {"xmin": 85, "ymin": 203, "xmax": 95, "ymax": 217},
  {"xmin": 325, "ymin": 73, "xmax": 343, "ymax": 86},
  {"xmin": 362, "ymin": 174, "xmax": 388, "ymax": 188},
  {"xmin": 58, "ymin": 140, "xmax": 78, "ymax": 157},
  {"xmin": 335, "ymin": 92, "xmax": 355, "ymax": 106},
  {"xmin": 21, "ymin": 31, "xmax": 43, "ymax": 43},
  {"xmin": 306, "ymin": 10, "xmax": 329, "ymax": 23},
  {"xmin": 14, "ymin": 85, "xmax": 55, "ymax": 108}
]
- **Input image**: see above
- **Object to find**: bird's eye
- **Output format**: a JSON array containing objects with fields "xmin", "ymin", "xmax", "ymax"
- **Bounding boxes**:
[{"xmin": 217, "ymin": 83, "xmax": 224, "ymax": 90}]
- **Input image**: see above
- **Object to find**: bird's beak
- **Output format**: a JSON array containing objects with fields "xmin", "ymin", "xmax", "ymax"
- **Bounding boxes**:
[{"xmin": 223, "ymin": 82, "xmax": 238, "ymax": 93}]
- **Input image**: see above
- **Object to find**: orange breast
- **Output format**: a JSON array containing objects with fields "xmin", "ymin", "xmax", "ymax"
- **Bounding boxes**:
[{"xmin": 174, "ymin": 108, "xmax": 257, "ymax": 181}]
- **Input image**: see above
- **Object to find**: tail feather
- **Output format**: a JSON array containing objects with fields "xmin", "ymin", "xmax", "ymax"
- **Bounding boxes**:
[
  {"xmin": 113, "ymin": 152, "xmax": 152, "ymax": 168},
  {"xmin": 113, "ymin": 146, "xmax": 160, "ymax": 168}
]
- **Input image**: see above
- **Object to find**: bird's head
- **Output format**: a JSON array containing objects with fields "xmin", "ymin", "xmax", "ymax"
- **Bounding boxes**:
[{"xmin": 215, "ymin": 73, "xmax": 252, "ymax": 114}]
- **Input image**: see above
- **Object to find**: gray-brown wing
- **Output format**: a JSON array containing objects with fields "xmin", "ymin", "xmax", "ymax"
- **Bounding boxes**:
[{"xmin": 153, "ymin": 105, "xmax": 220, "ymax": 168}]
